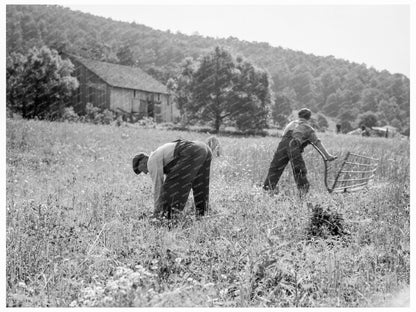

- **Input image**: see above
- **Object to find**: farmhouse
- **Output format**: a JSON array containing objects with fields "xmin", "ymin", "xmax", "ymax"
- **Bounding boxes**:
[{"xmin": 63, "ymin": 53, "xmax": 179, "ymax": 123}]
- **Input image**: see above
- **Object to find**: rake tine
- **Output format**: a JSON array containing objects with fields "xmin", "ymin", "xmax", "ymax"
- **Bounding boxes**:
[
  {"xmin": 344, "ymin": 161, "xmax": 376, "ymax": 167},
  {"xmin": 348, "ymin": 152, "xmax": 379, "ymax": 161},
  {"xmin": 331, "ymin": 186, "xmax": 368, "ymax": 193},
  {"xmin": 340, "ymin": 168, "xmax": 377, "ymax": 174},
  {"xmin": 336, "ymin": 175, "xmax": 375, "ymax": 183},
  {"xmin": 332, "ymin": 181, "xmax": 372, "ymax": 191}
]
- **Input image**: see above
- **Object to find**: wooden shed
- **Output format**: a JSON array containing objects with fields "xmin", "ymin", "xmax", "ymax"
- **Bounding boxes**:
[{"xmin": 63, "ymin": 53, "xmax": 179, "ymax": 123}]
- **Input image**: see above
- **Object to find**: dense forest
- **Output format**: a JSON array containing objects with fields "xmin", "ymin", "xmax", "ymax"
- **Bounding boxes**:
[{"xmin": 6, "ymin": 5, "xmax": 410, "ymax": 133}]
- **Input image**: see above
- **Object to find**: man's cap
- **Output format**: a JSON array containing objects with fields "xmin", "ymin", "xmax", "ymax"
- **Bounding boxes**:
[
  {"xmin": 132, "ymin": 153, "xmax": 148, "ymax": 175},
  {"xmin": 298, "ymin": 108, "xmax": 312, "ymax": 120}
]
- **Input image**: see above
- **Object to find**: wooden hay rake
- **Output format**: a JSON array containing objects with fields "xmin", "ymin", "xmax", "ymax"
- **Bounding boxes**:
[{"xmin": 311, "ymin": 143, "xmax": 379, "ymax": 193}]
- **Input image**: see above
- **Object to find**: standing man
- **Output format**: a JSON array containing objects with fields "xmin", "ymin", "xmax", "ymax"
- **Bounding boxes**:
[
  {"xmin": 263, "ymin": 108, "xmax": 336, "ymax": 196},
  {"xmin": 133, "ymin": 139, "xmax": 212, "ymax": 220},
  {"xmin": 336, "ymin": 124, "xmax": 341, "ymax": 134}
]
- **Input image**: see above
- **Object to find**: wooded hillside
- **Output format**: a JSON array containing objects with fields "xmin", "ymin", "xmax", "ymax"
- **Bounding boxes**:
[{"xmin": 6, "ymin": 5, "xmax": 410, "ymax": 133}]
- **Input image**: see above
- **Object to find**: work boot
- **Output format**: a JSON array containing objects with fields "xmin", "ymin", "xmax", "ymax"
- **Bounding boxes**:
[{"xmin": 263, "ymin": 185, "xmax": 279, "ymax": 196}]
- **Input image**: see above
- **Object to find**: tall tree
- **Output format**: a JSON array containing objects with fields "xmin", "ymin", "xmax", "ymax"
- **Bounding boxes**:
[
  {"xmin": 189, "ymin": 46, "xmax": 236, "ymax": 132},
  {"xmin": 231, "ymin": 57, "xmax": 272, "ymax": 131},
  {"xmin": 116, "ymin": 44, "xmax": 136, "ymax": 66},
  {"xmin": 340, "ymin": 120, "xmax": 353, "ymax": 133},
  {"xmin": 318, "ymin": 69, "xmax": 340, "ymax": 108},
  {"xmin": 271, "ymin": 92, "xmax": 292, "ymax": 127},
  {"xmin": 337, "ymin": 107, "xmax": 358, "ymax": 123},
  {"xmin": 360, "ymin": 88, "xmax": 382, "ymax": 112},
  {"xmin": 7, "ymin": 46, "xmax": 79, "ymax": 119},
  {"xmin": 323, "ymin": 92, "xmax": 340, "ymax": 117},
  {"xmin": 316, "ymin": 113, "xmax": 329, "ymax": 130},
  {"xmin": 6, "ymin": 52, "xmax": 26, "ymax": 113},
  {"xmin": 377, "ymin": 98, "xmax": 401, "ymax": 124},
  {"xmin": 189, "ymin": 46, "xmax": 272, "ymax": 132},
  {"xmin": 170, "ymin": 57, "xmax": 197, "ymax": 123},
  {"xmin": 6, "ymin": 18, "xmax": 24, "ymax": 53},
  {"xmin": 20, "ymin": 13, "xmax": 40, "ymax": 49},
  {"xmin": 358, "ymin": 111, "xmax": 378, "ymax": 128},
  {"xmin": 290, "ymin": 65, "xmax": 313, "ymax": 107}
]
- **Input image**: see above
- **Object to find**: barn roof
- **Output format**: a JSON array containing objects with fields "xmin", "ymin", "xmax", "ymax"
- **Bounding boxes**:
[{"xmin": 70, "ymin": 55, "xmax": 170, "ymax": 94}]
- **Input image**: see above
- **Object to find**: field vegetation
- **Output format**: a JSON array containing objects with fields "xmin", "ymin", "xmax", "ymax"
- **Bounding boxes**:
[{"xmin": 6, "ymin": 119, "xmax": 410, "ymax": 307}]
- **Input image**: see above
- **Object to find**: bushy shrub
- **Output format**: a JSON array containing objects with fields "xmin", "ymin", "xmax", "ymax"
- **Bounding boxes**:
[
  {"xmin": 358, "ymin": 111, "xmax": 378, "ymax": 128},
  {"xmin": 102, "ymin": 109, "xmax": 116, "ymax": 125},
  {"xmin": 82, "ymin": 103, "xmax": 116, "ymax": 125},
  {"xmin": 6, "ymin": 46, "xmax": 78, "ymax": 120},
  {"xmin": 340, "ymin": 120, "xmax": 353, "ymax": 133},
  {"xmin": 61, "ymin": 106, "xmax": 80, "ymax": 122},
  {"xmin": 136, "ymin": 117, "xmax": 156, "ymax": 128},
  {"xmin": 85, "ymin": 103, "xmax": 102, "ymax": 124},
  {"xmin": 317, "ymin": 114, "xmax": 329, "ymax": 130}
]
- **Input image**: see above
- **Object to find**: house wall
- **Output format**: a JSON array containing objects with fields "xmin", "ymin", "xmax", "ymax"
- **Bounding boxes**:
[
  {"xmin": 109, "ymin": 87, "xmax": 150, "ymax": 119},
  {"xmin": 110, "ymin": 88, "xmax": 179, "ymax": 123},
  {"xmin": 109, "ymin": 87, "xmax": 134, "ymax": 113},
  {"xmin": 159, "ymin": 94, "xmax": 180, "ymax": 123},
  {"xmin": 146, "ymin": 92, "xmax": 180, "ymax": 123},
  {"xmin": 66, "ymin": 55, "xmax": 179, "ymax": 122},
  {"xmin": 69, "ymin": 57, "xmax": 110, "ymax": 113}
]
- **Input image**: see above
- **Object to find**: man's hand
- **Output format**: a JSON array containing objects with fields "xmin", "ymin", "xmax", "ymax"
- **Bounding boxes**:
[{"xmin": 327, "ymin": 155, "xmax": 337, "ymax": 161}]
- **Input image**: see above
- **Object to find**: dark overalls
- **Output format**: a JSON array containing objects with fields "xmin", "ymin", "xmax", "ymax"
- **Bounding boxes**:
[
  {"xmin": 263, "ymin": 130, "xmax": 310, "ymax": 194},
  {"xmin": 161, "ymin": 139, "xmax": 212, "ymax": 219}
]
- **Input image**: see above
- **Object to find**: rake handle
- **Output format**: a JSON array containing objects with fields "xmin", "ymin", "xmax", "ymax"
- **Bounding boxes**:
[{"xmin": 310, "ymin": 142, "xmax": 333, "ymax": 192}]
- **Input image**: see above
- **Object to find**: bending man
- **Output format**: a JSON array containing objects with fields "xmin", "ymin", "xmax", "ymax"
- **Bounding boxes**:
[
  {"xmin": 133, "ymin": 139, "xmax": 212, "ymax": 219},
  {"xmin": 263, "ymin": 108, "xmax": 336, "ymax": 196}
]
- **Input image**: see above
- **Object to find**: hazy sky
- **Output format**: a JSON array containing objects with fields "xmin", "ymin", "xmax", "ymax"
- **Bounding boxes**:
[{"xmin": 64, "ymin": 2, "xmax": 411, "ymax": 77}]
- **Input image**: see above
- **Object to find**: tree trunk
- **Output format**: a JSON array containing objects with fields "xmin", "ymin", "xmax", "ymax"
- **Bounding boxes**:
[
  {"xmin": 214, "ymin": 115, "xmax": 221, "ymax": 133},
  {"xmin": 22, "ymin": 101, "xmax": 28, "ymax": 119}
]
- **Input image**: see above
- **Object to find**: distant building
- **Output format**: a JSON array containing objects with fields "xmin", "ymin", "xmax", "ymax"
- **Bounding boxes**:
[
  {"xmin": 347, "ymin": 125, "xmax": 399, "ymax": 138},
  {"xmin": 372, "ymin": 126, "xmax": 398, "ymax": 138},
  {"xmin": 347, "ymin": 128, "xmax": 362, "ymax": 136},
  {"xmin": 62, "ymin": 53, "xmax": 179, "ymax": 123}
]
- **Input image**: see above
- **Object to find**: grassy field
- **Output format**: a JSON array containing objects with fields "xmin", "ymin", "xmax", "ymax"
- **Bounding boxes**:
[{"xmin": 6, "ymin": 118, "xmax": 410, "ymax": 307}]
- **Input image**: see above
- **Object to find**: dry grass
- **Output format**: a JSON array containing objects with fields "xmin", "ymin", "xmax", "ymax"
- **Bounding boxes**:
[{"xmin": 6, "ymin": 119, "xmax": 410, "ymax": 307}]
